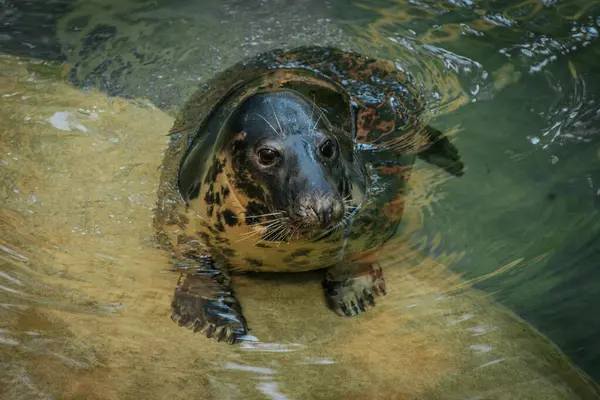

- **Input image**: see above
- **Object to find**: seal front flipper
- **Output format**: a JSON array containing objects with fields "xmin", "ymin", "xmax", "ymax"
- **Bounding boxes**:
[
  {"xmin": 171, "ymin": 258, "xmax": 248, "ymax": 344},
  {"xmin": 416, "ymin": 126, "xmax": 465, "ymax": 177},
  {"xmin": 322, "ymin": 262, "xmax": 386, "ymax": 317}
]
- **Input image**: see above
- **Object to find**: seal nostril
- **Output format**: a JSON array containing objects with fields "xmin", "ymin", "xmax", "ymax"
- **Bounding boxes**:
[
  {"xmin": 292, "ymin": 205, "xmax": 306, "ymax": 219},
  {"xmin": 319, "ymin": 209, "xmax": 332, "ymax": 226},
  {"xmin": 307, "ymin": 205, "xmax": 318, "ymax": 221},
  {"xmin": 296, "ymin": 194, "xmax": 344, "ymax": 228},
  {"xmin": 332, "ymin": 201, "xmax": 343, "ymax": 220}
]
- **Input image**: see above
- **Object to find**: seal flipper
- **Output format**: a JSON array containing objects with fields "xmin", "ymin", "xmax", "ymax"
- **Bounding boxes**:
[
  {"xmin": 417, "ymin": 126, "xmax": 465, "ymax": 177},
  {"xmin": 171, "ymin": 257, "xmax": 248, "ymax": 344},
  {"xmin": 322, "ymin": 262, "xmax": 386, "ymax": 317}
]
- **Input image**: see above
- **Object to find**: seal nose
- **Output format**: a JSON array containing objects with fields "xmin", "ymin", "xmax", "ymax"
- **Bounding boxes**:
[{"xmin": 293, "ymin": 193, "xmax": 344, "ymax": 228}]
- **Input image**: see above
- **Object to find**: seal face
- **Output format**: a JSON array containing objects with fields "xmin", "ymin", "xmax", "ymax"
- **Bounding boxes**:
[
  {"xmin": 176, "ymin": 84, "xmax": 371, "ymax": 274},
  {"xmin": 225, "ymin": 90, "xmax": 356, "ymax": 233},
  {"xmin": 186, "ymin": 89, "xmax": 366, "ymax": 238},
  {"xmin": 154, "ymin": 46, "xmax": 465, "ymax": 343}
]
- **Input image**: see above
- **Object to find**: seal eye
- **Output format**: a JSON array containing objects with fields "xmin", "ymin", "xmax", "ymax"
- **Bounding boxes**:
[
  {"xmin": 257, "ymin": 148, "xmax": 280, "ymax": 166},
  {"xmin": 319, "ymin": 139, "xmax": 336, "ymax": 160}
]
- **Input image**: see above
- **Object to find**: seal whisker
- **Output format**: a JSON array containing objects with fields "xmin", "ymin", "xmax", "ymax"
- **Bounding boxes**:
[
  {"xmin": 244, "ymin": 211, "xmax": 286, "ymax": 219},
  {"xmin": 237, "ymin": 228, "xmax": 278, "ymax": 243},
  {"xmin": 237, "ymin": 220, "xmax": 285, "ymax": 242},
  {"xmin": 309, "ymin": 93, "xmax": 319, "ymax": 123},
  {"xmin": 257, "ymin": 224, "xmax": 287, "ymax": 244},
  {"xmin": 245, "ymin": 219, "xmax": 284, "ymax": 228},
  {"xmin": 245, "ymin": 215, "xmax": 289, "ymax": 227},
  {"xmin": 239, "ymin": 226, "xmax": 280, "ymax": 241},
  {"xmin": 312, "ymin": 220, "xmax": 342, "ymax": 241},
  {"xmin": 236, "ymin": 230, "xmax": 267, "ymax": 242},
  {"xmin": 273, "ymin": 224, "xmax": 289, "ymax": 240},
  {"xmin": 287, "ymin": 223, "xmax": 302, "ymax": 243},
  {"xmin": 281, "ymin": 228, "xmax": 294, "ymax": 246},
  {"xmin": 264, "ymin": 224, "xmax": 287, "ymax": 242},
  {"xmin": 268, "ymin": 100, "xmax": 284, "ymax": 137},
  {"xmin": 240, "ymin": 219, "xmax": 284, "ymax": 236},
  {"xmin": 257, "ymin": 113, "xmax": 282, "ymax": 138},
  {"xmin": 275, "ymin": 227, "xmax": 292, "ymax": 247},
  {"xmin": 312, "ymin": 111, "xmax": 322, "ymax": 130},
  {"xmin": 259, "ymin": 221, "xmax": 287, "ymax": 241},
  {"xmin": 341, "ymin": 214, "xmax": 353, "ymax": 227}
]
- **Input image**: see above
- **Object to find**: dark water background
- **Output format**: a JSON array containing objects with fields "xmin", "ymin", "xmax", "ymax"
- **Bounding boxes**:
[{"xmin": 1, "ymin": 0, "xmax": 600, "ymax": 395}]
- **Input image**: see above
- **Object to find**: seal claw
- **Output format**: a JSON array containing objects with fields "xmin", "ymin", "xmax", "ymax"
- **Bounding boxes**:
[
  {"xmin": 171, "ymin": 271, "xmax": 248, "ymax": 344},
  {"xmin": 323, "ymin": 262, "xmax": 386, "ymax": 317},
  {"xmin": 364, "ymin": 290, "xmax": 376, "ymax": 307}
]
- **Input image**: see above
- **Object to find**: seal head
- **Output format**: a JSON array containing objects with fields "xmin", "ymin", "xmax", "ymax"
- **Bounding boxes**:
[
  {"xmin": 176, "ymin": 89, "xmax": 366, "ymax": 242},
  {"xmin": 227, "ymin": 90, "xmax": 366, "ymax": 233}
]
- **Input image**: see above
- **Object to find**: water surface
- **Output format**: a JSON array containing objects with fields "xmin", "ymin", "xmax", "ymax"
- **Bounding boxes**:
[{"xmin": 1, "ymin": 0, "xmax": 600, "ymax": 398}]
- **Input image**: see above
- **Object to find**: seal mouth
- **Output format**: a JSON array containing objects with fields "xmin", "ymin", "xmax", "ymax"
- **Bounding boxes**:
[
  {"xmin": 309, "ymin": 197, "xmax": 363, "ymax": 242},
  {"xmin": 260, "ymin": 222, "xmax": 335, "ymax": 243},
  {"xmin": 243, "ymin": 216, "xmax": 334, "ymax": 245},
  {"xmin": 240, "ymin": 196, "xmax": 362, "ymax": 245}
]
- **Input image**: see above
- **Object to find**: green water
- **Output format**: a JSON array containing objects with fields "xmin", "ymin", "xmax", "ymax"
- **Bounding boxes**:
[{"xmin": 1, "ymin": 0, "xmax": 600, "ymax": 398}]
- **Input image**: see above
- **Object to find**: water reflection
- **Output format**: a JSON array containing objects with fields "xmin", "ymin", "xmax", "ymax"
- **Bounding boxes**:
[
  {"xmin": 347, "ymin": 0, "xmax": 600, "ymax": 384},
  {"xmin": 1, "ymin": 0, "xmax": 600, "ymax": 398}
]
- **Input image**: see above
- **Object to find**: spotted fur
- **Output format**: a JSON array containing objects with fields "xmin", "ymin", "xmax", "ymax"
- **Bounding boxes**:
[{"xmin": 153, "ymin": 46, "xmax": 464, "ymax": 343}]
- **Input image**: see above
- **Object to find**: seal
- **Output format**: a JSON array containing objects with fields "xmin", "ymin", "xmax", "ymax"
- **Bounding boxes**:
[{"xmin": 153, "ymin": 46, "xmax": 465, "ymax": 343}]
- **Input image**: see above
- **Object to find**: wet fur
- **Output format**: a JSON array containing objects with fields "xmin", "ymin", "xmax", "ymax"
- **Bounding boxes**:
[
  {"xmin": 164, "ymin": 89, "xmax": 398, "ymax": 273},
  {"xmin": 153, "ymin": 47, "xmax": 464, "ymax": 342},
  {"xmin": 154, "ymin": 64, "xmax": 452, "ymax": 275}
]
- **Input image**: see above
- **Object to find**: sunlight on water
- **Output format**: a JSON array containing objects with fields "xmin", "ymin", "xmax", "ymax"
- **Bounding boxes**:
[
  {"xmin": 1, "ymin": 0, "xmax": 600, "ymax": 398},
  {"xmin": 0, "ymin": 52, "xmax": 598, "ymax": 399}
]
